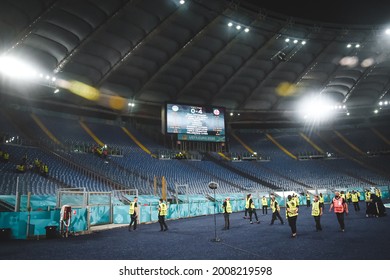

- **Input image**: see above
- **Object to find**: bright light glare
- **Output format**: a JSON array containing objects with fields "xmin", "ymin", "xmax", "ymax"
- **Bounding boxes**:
[
  {"xmin": 297, "ymin": 95, "xmax": 337, "ymax": 121},
  {"xmin": 0, "ymin": 55, "xmax": 37, "ymax": 80}
]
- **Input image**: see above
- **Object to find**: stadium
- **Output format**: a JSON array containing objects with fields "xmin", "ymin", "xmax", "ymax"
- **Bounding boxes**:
[{"xmin": 1, "ymin": 0, "xmax": 390, "ymax": 262}]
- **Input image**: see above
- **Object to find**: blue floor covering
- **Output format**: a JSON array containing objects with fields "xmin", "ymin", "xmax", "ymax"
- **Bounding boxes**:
[{"xmin": 0, "ymin": 201, "xmax": 389, "ymax": 260}]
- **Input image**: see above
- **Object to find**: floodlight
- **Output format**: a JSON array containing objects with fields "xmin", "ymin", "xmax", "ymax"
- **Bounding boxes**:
[
  {"xmin": 0, "ymin": 55, "xmax": 38, "ymax": 80},
  {"xmin": 297, "ymin": 95, "xmax": 337, "ymax": 121}
]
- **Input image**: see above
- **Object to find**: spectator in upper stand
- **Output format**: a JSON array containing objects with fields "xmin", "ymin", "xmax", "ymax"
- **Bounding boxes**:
[
  {"xmin": 103, "ymin": 148, "xmax": 108, "ymax": 160},
  {"xmin": 39, "ymin": 162, "xmax": 45, "ymax": 175},
  {"xmin": 33, "ymin": 158, "xmax": 40, "ymax": 173},
  {"xmin": 3, "ymin": 151, "xmax": 9, "ymax": 162},
  {"xmin": 43, "ymin": 163, "xmax": 49, "ymax": 177},
  {"xmin": 96, "ymin": 146, "xmax": 103, "ymax": 156},
  {"xmin": 16, "ymin": 162, "xmax": 26, "ymax": 173}
]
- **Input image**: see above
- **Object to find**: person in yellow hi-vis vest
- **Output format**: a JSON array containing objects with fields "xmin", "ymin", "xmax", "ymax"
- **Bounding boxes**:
[
  {"xmin": 286, "ymin": 195, "xmax": 298, "ymax": 238},
  {"xmin": 248, "ymin": 194, "xmax": 260, "ymax": 224},
  {"xmin": 306, "ymin": 192, "xmax": 311, "ymax": 207},
  {"xmin": 158, "ymin": 198, "xmax": 168, "ymax": 231},
  {"xmin": 293, "ymin": 193, "xmax": 300, "ymax": 209},
  {"xmin": 128, "ymin": 197, "xmax": 139, "ymax": 231},
  {"xmin": 243, "ymin": 194, "xmax": 250, "ymax": 219},
  {"xmin": 319, "ymin": 193, "xmax": 325, "ymax": 211},
  {"xmin": 346, "ymin": 191, "xmax": 352, "ymax": 204},
  {"xmin": 222, "ymin": 197, "xmax": 232, "ymax": 230},
  {"xmin": 270, "ymin": 195, "xmax": 284, "ymax": 225},
  {"xmin": 351, "ymin": 190, "xmax": 360, "ymax": 212},
  {"xmin": 365, "ymin": 189, "xmax": 371, "ymax": 211},
  {"xmin": 312, "ymin": 195, "xmax": 323, "ymax": 232},
  {"xmin": 261, "ymin": 196, "xmax": 268, "ymax": 215}
]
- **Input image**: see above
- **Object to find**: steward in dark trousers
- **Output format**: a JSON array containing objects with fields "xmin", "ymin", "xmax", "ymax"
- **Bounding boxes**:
[
  {"xmin": 319, "ymin": 193, "xmax": 325, "ymax": 211},
  {"xmin": 243, "ymin": 194, "xmax": 250, "ymax": 219},
  {"xmin": 270, "ymin": 196, "xmax": 284, "ymax": 225},
  {"xmin": 222, "ymin": 197, "xmax": 232, "ymax": 230},
  {"xmin": 365, "ymin": 190, "xmax": 371, "ymax": 210},
  {"xmin": 286, "ymin": 195, "xmax": 298, "ymax": 238},
  {"xmin": 293, "ymin": 194, "xmax": 299, "ymax": 209},
  {"xmin": 261, "ymin": 196, "xmax": 268, "ymax": 215},
  {"xmin": 128, "ymin": 197, "xmax": 139, "ymax": 231},
  {"xmin": 329, "ymin": 191, "xmax": 348, "ymax": 232},
  {"xmin": 248, "ymin": 194, "xmax": 260, "ymax": 224},
  {"xmin": 312, "ymin": 195, "xmax": 323, "ymax": 231},
  {"xmin": 306, "ymin": 192, "xmax": 311, "ymax": 207},
  {"xmin": 351, "ymin": 191, "xmax": 360, "ymax": 212},
  {"xmin": 158, "ymin": 198, "xmax": 168, "ymax": 231}
]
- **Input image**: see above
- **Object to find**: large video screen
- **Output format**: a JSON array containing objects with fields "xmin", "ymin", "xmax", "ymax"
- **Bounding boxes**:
[{"xmin": 164, "ymin": 103, "xmax": 226, "ymax": 142}]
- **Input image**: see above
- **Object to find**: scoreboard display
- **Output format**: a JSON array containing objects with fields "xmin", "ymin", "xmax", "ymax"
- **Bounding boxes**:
[{"xmin": 163, "ymin": 103, "xmax": 226, "ymax": 142}]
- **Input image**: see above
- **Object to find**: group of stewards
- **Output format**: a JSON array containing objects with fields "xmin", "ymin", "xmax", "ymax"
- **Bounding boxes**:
[
  {"xmin": 127, "ymin": 189, "xmax": 386, "ymax": 238},
  {"xmin": 15, "ymin": 155, "xmax": 49, "ymax": 176},
  {"xmin": 237, "ymin": 190, "xmax": 385, "ymax": 238},
  {"xmin": 128, "ymin": 197, "xmax": 169, "ymax": 232}
]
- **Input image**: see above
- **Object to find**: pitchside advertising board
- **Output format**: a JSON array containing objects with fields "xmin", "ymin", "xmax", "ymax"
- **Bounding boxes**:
[{"xmin": 162, "ymin": 103, "xmax": 226, "ymax": 142}]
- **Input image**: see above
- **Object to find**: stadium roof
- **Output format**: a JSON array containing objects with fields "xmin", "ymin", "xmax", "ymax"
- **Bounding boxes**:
[{"xmin": 1, "ymin": 0, "xmax": 390, "ymax": 128}]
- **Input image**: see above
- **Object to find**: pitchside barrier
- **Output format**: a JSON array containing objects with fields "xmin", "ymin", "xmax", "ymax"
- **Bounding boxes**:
[{"xmin": 1, "ymin": 186, "xmax": 388, "ymax": 240}]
